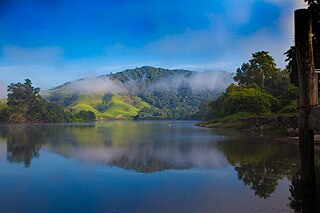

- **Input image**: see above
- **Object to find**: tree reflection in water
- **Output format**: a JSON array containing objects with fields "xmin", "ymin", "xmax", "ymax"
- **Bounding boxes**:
[
  {"xmin": 219, "ymin": 137, "xmax": 320, "ymax": 211},
  {"xmin": 219, "ymin": 138, "xmax": 299, "ymax": 199},
  {"xmin": 0, "ymin": 125, "xmax": 45, "ymax": 167},
  {"xmin": 235, "ymin": 161, "xmax": 295, "ymax": 199}
]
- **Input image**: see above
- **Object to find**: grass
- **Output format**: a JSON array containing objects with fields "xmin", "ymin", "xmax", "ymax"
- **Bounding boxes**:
[
  {"xmin": 260, "ymin": 112, "xmax": 298, "ymax": 117},
  {"xmin": 219, "ymin": 112, "xmax": 254, "ymax": 124},
  {"xmin": 70, "ymin": 104, "xmax": 100, "ymax": 115},
  {"xmin": 68, "ymin": 94, "xmax": 152, "ymax": 120},
  {"xmin": 76, "ymin": 94, "xmax": 103, "ymax": 106},
  {"xmin": 101, "ymin": 94, "xmax": 140, "ymax": 119}
]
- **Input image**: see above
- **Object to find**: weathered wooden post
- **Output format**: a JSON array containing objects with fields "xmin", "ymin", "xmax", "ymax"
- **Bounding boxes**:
[{"xmin": 295, "ymin": 9, "xmax": 318, "ymax": 194}]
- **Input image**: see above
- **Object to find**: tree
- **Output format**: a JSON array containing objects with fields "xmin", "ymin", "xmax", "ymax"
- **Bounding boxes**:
[
  {"xmin": 285, "ymin": 46, "xmax": 299, "ymax": 86},
  {"xmin": 209, "ymin": 51, "xmax": 299, "ymax": 118},
  {"xmin": 4, "ymin": 79, "xmax": 73, "ymax": 123},
  {"xmin": 7, "ymin": 79, "xmax": 44, "ymax": 123},
  {"xmin": 234, "ymin": 51, "xmax": 288, "ymax": 96},
  {"xmin": 209, "ymin": 84, "xmax": 279, "ymax": 118},
  {"xmin": 221, "ymin": 86, "xmax": 276, "ymax": 115}
]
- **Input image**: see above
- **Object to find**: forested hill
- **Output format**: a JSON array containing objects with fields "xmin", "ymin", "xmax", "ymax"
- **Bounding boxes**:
[
  {"xmin": 109, "ymin": 66, "xmax": 193, "ymax": 83},
  {"xmin": 46, "ymin": 66, "xmax": 234, "ymax": 120},
  {"xmin": 107, "ymin": 66, "xmax": 194, "ymax": 94}
]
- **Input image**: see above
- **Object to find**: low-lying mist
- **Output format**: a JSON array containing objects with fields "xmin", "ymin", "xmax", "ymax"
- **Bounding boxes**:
[
  {"xmin": 150, "ymin": 71, "xmax": 234, "ymax": 92},
  {"xmin": 54, "ymin": 70, "xmax": 234, "ymax": 95},
  {"xmin": 62, "ymin": 77, "xmax": 127, "ymax": 95}
]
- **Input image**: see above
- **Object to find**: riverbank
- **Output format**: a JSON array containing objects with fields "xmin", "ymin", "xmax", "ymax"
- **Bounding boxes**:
[
  {"xmin": 197, "ymin": 114, "xmax": 299, "ymax": 136},
  {"xmin": 196, "ymin": 114, "xmax": 320, "ymax": 145},
  {"xmin": 197, "ymin": 114, "xmax": 318, "ymax": 143}
]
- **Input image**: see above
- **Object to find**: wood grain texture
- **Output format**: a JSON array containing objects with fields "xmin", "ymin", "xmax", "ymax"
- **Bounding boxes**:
[{"xmin": 295, "ymin": 9, "xmax": 317, "ymax": 194}]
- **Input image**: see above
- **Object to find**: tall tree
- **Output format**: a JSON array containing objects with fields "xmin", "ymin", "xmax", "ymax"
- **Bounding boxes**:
[
  {"xmin": 5, "ymin": 79, "xmax": 72, "ymax": 123},
  {"xmin": 7, "ymin": 79, "xmax": 45, "ymax": 123},
  {"xmin": 234, "ymin": 51, "xmax": 288, "ymax": 97}
]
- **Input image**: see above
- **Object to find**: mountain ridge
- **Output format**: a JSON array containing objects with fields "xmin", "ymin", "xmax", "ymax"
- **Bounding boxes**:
[{"xmin": 46, "ymin": 66, "xmax": 234, "ymax": 120}]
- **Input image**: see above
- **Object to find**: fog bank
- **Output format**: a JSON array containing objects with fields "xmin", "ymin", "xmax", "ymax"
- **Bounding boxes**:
[
  {"xmin": 48, "ymin": 70, "xmax": 234, "ymax": 95},
  {"xmin": 150, "ymin": 71, "xmax": 234, "ymax": 92},
  {"xmin": 63, "ymin": 77, "xmax": 127, "ymax": 95}
]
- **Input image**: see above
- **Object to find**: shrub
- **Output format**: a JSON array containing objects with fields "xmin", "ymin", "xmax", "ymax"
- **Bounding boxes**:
[
  {"xmin": 279, "ymin": 100, "xmax": 298, "ymax": 113},
  {"xmin": 74, "ymin": 110, "xmax": 96, "ymax": 122}
]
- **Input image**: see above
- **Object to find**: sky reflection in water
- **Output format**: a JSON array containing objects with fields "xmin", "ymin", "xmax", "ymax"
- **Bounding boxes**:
[{"xmin": 0, "ymin": 121, "xmax": 315, "ymax": 213}]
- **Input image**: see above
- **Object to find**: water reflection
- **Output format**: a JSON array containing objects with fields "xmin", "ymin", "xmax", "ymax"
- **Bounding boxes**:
[
  {"xmin": 0, "ymin": 122, "xmax": 228, "ymax": 171},
  {"xmin": 1, "ymin": 121, "xmax": 320, "ymax": 212},
  {"xmin": 0, "ymin": 125, "xmax": 45, "ymax": 167},
  {"xmin": 219, "ymin": 139, "xmax": 300, "ymax": 198},
  {"xmin": 220, "ymin": 138, "xmax": 320, "ymax": 211},
  {"xmin": 46, "ymin": 122, "xmax": 229, "ymax": 172}
]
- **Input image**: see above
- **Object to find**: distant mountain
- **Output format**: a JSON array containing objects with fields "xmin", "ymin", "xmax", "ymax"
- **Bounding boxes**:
[{"xmin": 45, "ymin": 66, "xmax": 234, "ymax": 120}]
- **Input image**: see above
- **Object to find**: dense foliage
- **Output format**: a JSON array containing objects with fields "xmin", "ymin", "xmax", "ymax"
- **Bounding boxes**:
[
  {"xmin": 0, "ymin": 79, "xmax": 96, "ymax": 123},
  {"xmin": 139, "ymin": 88, "xmax": 217, "ymax": 119},
  {"xmin": 133, "ymin": 107, "xmax": 162, "ymax": 120},
  {"xmin": 209, "ymin": 51, "xmax": 299, "ymax": 119},
  {"xmin": 74, "ymin": 110, "xmax": 96, "ymax": 122},
  {"xmin": 109, "ymin": 66, "xmax": 192, "ymax": 88}
]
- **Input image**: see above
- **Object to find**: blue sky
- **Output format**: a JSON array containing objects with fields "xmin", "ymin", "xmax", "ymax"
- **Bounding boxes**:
[{"xmin": 0, "ymin": 0, "xmax": 306, "ymax": 90}]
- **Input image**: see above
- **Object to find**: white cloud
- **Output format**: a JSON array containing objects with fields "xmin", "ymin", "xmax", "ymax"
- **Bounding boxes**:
[
  {"xmin": 150, "ymin": 71, "xmax": 234, "ymax": 93},
  {"xmin": 264, "ymin": 0, "xmax": 307, "ymax": 8},
  {"xmin": 0, "ymin": 0, "xmax": 307, "ymax": 89},
  {"xmin": 236, "ymin": 0, "xmax": 307, "ymax": 68},
  {"xmin": 62, "ymin": 77, "xmax": 127, "ymax": 95},
  {"xmin": 143, "ymin": 0, "xmax": 305, "ymax": 70}
]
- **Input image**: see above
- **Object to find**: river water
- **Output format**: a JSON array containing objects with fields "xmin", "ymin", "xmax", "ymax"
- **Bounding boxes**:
[{"xmin": 0, "ymin": 121, "xmax": 316, "ymax": 212}]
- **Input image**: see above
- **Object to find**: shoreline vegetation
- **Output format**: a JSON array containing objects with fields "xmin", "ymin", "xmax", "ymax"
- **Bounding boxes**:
[
  {"xmin": 197, "ymin": 112, "xmax": 297, "ymax": 135},
  {"xmin": 196, "ymin": 113, "xmax": 320, "ymax": 143},
  {"xmin": 196, "ymin": 113, "xmax": 297, "ymax": 136},
  {"xmin": 195, "ymin": 51, "xmax": 305, "ymax": 138},
  {"xmin": 197, "ymin": 38, "xmax": 319, "ymax": 140}
]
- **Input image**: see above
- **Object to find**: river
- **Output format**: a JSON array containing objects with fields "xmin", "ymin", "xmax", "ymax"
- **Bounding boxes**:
[{"xmin": 0, "ymin": 121, "xmax": 316, "ymax": 212}]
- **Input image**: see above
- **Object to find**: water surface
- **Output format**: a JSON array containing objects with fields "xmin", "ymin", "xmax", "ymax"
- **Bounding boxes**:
[{"xmin": 0, "ymin": 121, "xmax": 313, "ymax": 212}]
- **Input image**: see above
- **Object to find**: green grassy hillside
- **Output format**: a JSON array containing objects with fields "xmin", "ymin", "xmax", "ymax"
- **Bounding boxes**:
[{"xmin": 66, "ymin": 94, "xmax": 151, "ymax": 120}]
